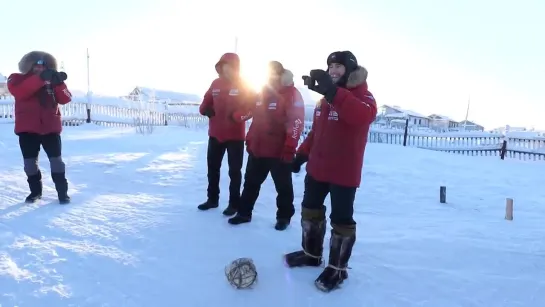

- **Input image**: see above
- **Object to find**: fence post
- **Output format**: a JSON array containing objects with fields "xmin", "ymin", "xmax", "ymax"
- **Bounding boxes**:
[
  {"xmin": 402, "ymin": 118, "xmax": 409, "ymax": 146},
  {"xmin": 500, "ymin": 124, "xmax": 510, "ymax": 160}
]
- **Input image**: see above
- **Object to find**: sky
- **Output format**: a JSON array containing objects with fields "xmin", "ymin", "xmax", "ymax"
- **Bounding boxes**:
[{"xmin": 1, "ymin": 0, "xmax": 543, "ymax": 130}]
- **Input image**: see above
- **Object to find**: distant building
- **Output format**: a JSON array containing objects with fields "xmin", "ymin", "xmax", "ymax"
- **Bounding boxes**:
[
  {"xmin": 458, "ymin": 120, "xmax": 484, "ymax": 132},
  {"xmin": 0, "ymin": 73, "xmax": 10, "ymax": 99},
  {"xmin": 428, "ymin": 114, "xmax": 460, "ymax": 131},
  {"xmin": 379, "ymin": 105, "xmax": 430, "ymax": 128},
  {"xmin": 126, "ymin": 86, "xmax": 202, "ymax": 105}
]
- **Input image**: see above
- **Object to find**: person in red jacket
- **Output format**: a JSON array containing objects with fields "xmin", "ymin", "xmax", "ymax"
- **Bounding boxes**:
[
  {"xmin": 284, "ymin": 51, "xmax": 377, "ymax": 292},
  {"xmin": 7, "ymin": 51, "xmax": 73, "ymax": 204},
  {"xmin": 227, "ymin": 61, "xmax": 305, "ymax": 231},
  {"xmin": 197, "ymin": 53, "xmax": 256, "ymax": 216}
]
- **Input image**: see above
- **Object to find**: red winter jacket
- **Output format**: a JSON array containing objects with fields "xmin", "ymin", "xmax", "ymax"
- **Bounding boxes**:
[
  {"xmin": 199, "ymin": 53, "xmax": 256, "ymax": 142},
  {"xmin": 244, "ymin": 70, "xmax": 305, "ymax": 160},
  {"xmin": 8, "ymin": 73, "xmax": 72, "ymax": 135},
  {"xmin": 297, "ymin": 66, "xmax": 377, "ymax": 188}
]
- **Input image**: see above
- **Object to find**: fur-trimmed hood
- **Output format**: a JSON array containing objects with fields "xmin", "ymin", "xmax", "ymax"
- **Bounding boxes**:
[
  {"xmin": 345, "ymin": 65, "xmax": 368, "ymax": 89},
  {"xmin": 18, "ymin": 51, "xmax": 57, "ymax": 74},
  {"xmin": 279, "ymin": 69, "xmax": 294, "ymax": 86}
]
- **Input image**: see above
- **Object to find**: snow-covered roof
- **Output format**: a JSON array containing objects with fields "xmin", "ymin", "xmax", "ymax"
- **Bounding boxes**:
[
  {"xmin": 459, "ymin": 120, "xmax": 483, "ymax": 127},
  {"xmin": 381, "ymin": 105, "xmax": 428, "ymax": 119},
  {"xmin": 0, "ymin": 73, "xmax": 6, "ymax": 82},
  {"xmin": 134, "ymin": 87, "xmax": 202, "ymax": 103},
  {"xmin": 429, "ymin": 114, "xmax": 457, "ymax": 122}
]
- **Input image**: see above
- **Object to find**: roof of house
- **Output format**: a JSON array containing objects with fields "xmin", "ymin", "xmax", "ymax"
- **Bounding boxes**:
[
  {"xmin": 133, "ymin": 86, "xmax": 202, "ymax": 103},
  {"xmin": 381, "ymin": 105, "xmax": 428, "ymax": 118},
  {"xmin": 429, "ymin": 114, "xmax": 458, "ymax": 122},
  {"xmin": 459, "ymin": 120, "xmax": 483, "ymax": 127}
]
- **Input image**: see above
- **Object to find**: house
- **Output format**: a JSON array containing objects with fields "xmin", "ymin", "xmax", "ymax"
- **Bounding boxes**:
[
  {"xmin": 379, "ymin": 105, "xmax": 430, "ymax": 128},
  {"xmin": 127, "ymin": 87, "xmax": 202, "ymax": 105},
  {"xmin": 428, "ymin": 114, "xmax": 460, "ymax": 131},
  {"xmin": 0, "ymin": 72, "xmax": 10, "ymax": 99},
  {"xmin": 458, "ymin": 120, "xmax": 484, "ymax": 132}
]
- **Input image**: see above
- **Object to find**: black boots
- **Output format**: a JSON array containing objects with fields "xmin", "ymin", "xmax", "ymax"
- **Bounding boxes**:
[
  {"xmin": 25, "ymin": 172, "xmax": 70, "ymax": 204},
  {"xmin": 274, "ymin": 218, "xmax": 290, "ymax": 231},
  {"xmin": 314, "ymin": 229, "xmax": 356, "ymax": 292},
  {"xmin": 197, "ymin": 199, "xmax": 238, "ymax": 216},
  {"xmin": 25, "ymin": 172, "xmax": 43, "ymax": 203},
  {"xmin": 197, "ymin": 200, "xmax": 219, "ymax": 210},
  {"xmin": 284, "ymin": 205, "xmax": 356, "ymax": 292},
  {"xmin": 284, "ymin": 218, "xmax": 327, "ymax": 267},
  {"xmin": 228, "ymin": 213, "xmax": 251, "ymax": 225},
  {"xmin": 51, "ymin": 172, "xmax": 70, "ymax": 204}
]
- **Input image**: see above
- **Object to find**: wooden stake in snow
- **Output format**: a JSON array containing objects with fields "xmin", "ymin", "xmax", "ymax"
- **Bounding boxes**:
[
  {"xmin": 439, "ymin": 186, "xmax": 447, "ymax": 203},
  {"xmin": 505, "ymin": 198, "xmax": 514, "ymax": 220}
]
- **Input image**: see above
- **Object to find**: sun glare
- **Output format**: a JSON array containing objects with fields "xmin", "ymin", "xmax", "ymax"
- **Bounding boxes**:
[{"xmin": 241, "ymin": 62, "xmax": 269, "ymax": 92}]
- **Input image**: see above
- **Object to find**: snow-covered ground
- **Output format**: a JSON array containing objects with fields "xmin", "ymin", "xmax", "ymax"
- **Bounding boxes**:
[{"xmin": 0, "ymin": 124, "xmax": 543, "ymax": 307}]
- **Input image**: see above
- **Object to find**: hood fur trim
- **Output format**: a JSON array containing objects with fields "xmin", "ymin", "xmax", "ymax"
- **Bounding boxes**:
[
  {"xmin": 280, "ymin": 69, "xmax": 294, "ymax": 86},
  {"xmin": 18, "ymin": 51, "xmax": 57, "ymax": 74},
  {"xmin": 346, "ymin": 65, "xmax": 367, "ymax": 89}
]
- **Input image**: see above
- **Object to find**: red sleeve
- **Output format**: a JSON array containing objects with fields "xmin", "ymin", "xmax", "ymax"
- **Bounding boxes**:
[
  {"xmin": 199, "ymin": 83, "xmax": 214, "ymax": 116},
  {"xmin": 284, "ymin": 89, "xmax": 305, "ymax": 150},
  {"xmin": 331, "ymin": 87, "xmax": 377, "ymax": 126},
  {"xmin": 53, "ymin": 83, "xmax": 72, "ymax": 105},
  {"xmin": 297, "ymin": 108, "xmax": 316, "ymax": 156},
  {"xmin": 232, "ymin": 89, "xmax": 258, "ymax": 123},
  {"xmin": 7, "ymin": 74, "xmax": 46, "ymax": 101}
]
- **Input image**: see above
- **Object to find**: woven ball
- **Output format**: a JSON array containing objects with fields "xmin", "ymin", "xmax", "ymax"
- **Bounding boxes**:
[{"xmin": 225, "ymin": 257, "xmax": 258, "ymax": 289}]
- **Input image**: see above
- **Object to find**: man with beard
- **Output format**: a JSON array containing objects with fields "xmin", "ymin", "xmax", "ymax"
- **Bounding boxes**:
[{"xmin": 284, "ymin": 51, "xmax": 377, "ymax": 292}]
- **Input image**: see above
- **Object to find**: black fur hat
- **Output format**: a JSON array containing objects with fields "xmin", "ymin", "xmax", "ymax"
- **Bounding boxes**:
[
  {"xmin": 327, "ymin": 51, "xmax": 358, "ymax": 75},
  {"xmin": 18, "ymin": 51, "xmax": 57, "ymax": 74}
]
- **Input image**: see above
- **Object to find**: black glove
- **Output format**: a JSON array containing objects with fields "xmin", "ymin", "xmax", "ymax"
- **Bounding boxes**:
[
  {"xmin": 291, "ymin": 154, "xmax": 309, "ymax": 173},
  {"xmin": 204, "ymin": 108, "xmax": 215, "ymax": 118},
  {"xmin": 39, "ymin": 69, "xmax": 67, "ymax": 86},
  {"xmin": 308, "ymin": 69, "xmax": 337, "ymax": 104},
  {"xmin": 51, "ymin": 72, "xmax": 67, "ymax": 86}
]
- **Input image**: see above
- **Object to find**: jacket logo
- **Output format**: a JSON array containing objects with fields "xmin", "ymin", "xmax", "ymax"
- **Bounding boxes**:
[
  {"xmin": 268, "ymin": 102, "xmax": 277, "ymax": 110},
  {"xmin": 328, "ymin": 110, "xmax": 338, "ymax": 121},
  {"xmin": 229, "ymin": 89, "xmax": 239, "ymax": 96},
  {"xmin": 212, "ymin": 89, "xmax": 220, "ymax": 96},
  {"xmin": 315, "ymin": 108, "xmax": 321, "ymax": 117},
  {"xmin": 291, "ymin": 118, "xmax": 303, "ymax": 139}
]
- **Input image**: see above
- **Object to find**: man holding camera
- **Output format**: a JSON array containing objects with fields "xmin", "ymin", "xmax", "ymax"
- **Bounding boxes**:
[
  {"xmin": 227, "ymin": 61, "xmax": 305, "ymax": 231},
  {"xmin": 198, "ymin": 53, "xmax": 256, "ymax": 216},
  {"xmin": 284, "ymin": 51, "xmax": 377, "ymax": 292},
  {"xmin": 7, "ymin": 51, "xmax": 72, "ymax": 204}
]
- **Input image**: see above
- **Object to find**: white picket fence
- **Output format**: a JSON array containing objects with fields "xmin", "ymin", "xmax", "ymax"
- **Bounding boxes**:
[{"xmin": 1, "ymin": 98, "xmax": 544, "ymax": 162}]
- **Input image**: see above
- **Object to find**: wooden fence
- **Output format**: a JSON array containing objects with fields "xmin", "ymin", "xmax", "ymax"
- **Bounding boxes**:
[{"xmin": 1, "ymin": 100, "xmax": 544, "ymax": 162}]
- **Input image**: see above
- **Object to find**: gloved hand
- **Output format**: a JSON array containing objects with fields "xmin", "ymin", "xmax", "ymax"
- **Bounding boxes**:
[
  {"xmin": 281, "ymin": 148, "xmax": 296, "ymax": 163},
  {"xmin": 308, "ymin": 69, "xmax": 337, "ymax": 104},
  {"xmin": 291, "ymin": 153, "xmax": 308, "ymax": 173},
  {"xmin": 203, "ymin": 108, "xmax": 215, "ymax": 118},
  {"xmin": 39, "ymin": 69, "xmax": 67, "ymax": 86}
]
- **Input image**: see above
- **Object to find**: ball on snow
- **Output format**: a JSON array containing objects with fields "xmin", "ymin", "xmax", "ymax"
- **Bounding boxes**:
[{"xmin": 225, "ymin": 257, "xmax": 258, "ymax": 289}]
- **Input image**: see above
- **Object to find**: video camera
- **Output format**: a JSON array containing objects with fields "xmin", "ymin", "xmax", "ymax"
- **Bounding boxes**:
[{"xmin": 302, "ymin": 75, "xmax": 315, "ymax": 88}]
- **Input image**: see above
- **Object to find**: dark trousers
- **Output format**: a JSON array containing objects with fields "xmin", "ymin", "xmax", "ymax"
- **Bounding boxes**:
[
  {"xmin": 18, "ymin": 132, "xmax": 65, "ymax": 176},
  {"xmin": 301, "ymin": 174, "xmax": 357, "ymax": 226},
  {"xmin": 238, "ymin": 154, "xmax": 295, "ymax": 220},
  {"xmin": 207, "ymin": 137, "xmax": 244, "ymax": 207}
]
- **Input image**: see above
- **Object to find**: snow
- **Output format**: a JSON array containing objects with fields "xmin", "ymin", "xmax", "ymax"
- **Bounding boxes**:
[{"xmin": 0, "ymin": 122, "xmax": 544, "ymax": 306}]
